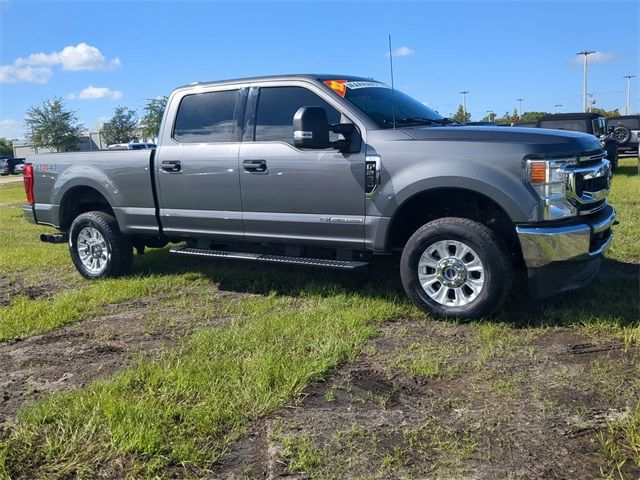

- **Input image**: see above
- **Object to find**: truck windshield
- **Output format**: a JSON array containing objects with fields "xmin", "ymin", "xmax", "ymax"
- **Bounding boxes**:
[{"xmin": 324, "ymin": 80, "xmax": 447, "ymax": 129}]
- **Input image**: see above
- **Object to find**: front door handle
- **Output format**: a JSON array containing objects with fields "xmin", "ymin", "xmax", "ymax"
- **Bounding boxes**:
[
  {"xmin": 243, "ymin": 159, "xmax": 267, "ymax": 173},
  {"xmin": 161, "ymin": 160, "xmax": 181, "ymax": 173}
]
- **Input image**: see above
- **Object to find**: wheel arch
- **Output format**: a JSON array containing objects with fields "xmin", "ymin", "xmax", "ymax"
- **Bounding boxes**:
[
  {"xmin": 384, "ymin": 186, "xmax": 523, "ymax": 263},
  {"xmin": 59, "ymin": 185, "xmax": 114, "ymax": 231}
]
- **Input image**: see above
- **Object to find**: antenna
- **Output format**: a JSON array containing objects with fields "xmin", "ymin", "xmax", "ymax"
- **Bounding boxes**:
[{"xmin": 388, "ymin": 34, "xmax": 397, "ymax": 129}]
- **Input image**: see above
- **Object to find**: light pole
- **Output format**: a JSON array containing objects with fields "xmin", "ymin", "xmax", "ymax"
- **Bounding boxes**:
[
  {"xmin": 486, "ymin": 110, "xmax": 494, "ymax": 122},
  {"xmin": 623, "ymin": 75, "xmax": 636, "ymax": 115},
  {"xmin": 555, "ymin": 104, "xmax": 563, "ymax": 113},
  {"xmin": 459, "ymin": 91, "xmax": 469, "ymax": 119},
  {"xmin": 576, "ymin": 50, "xmax": 595, "ymax": 112},
  {"xmin": 516, "ymin": 98, "xmax": 524, "ymax": 119}
]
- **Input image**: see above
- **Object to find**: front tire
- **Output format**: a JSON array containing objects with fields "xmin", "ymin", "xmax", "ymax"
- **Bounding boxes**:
[
  {"xmin": 69, "ymin": 211, "xmax": 132, "ymax": 279},
  {"xmin": 400, "ymin": 217, "xmax": 513, "ymax": 319}
]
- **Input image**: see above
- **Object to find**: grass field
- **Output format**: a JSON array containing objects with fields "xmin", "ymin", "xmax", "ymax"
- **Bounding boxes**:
[{"xmin": 0, "ymin": 159, "xmax": 638, "ymax": 479}]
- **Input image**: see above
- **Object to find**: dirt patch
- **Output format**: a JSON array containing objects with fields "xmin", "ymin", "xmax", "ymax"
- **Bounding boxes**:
[
  {"xmin": 215, "ymin": 320, "xmax": 640, "ymax": 479},
  {"xmin": 0, "ymin": 275, "xmax": 68, "ymax": 306},
  {"xmin": 0, "ymin": 287, "xmax": 249, "ymax": 428}
]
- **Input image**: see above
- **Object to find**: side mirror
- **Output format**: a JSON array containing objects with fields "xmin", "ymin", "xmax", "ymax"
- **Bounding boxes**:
[{"xmin": 293, "ymin": 106, "xmax": 330, "ymax": 149}]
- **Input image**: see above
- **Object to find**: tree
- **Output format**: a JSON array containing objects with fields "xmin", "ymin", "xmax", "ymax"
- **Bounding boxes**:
[
  {"xmin": 0, "ymin": 137, "xmax": 13, "ymax": 157},
  {"xmin": 25, "ymin": 97, "xmax": 83, "ymax": 152},
  {"xmin": 519, "ymin": 111, "xmax": 549, "ymax": 123},
  {"xmin": 590, "ymin": 107, "xmax": 621, "ymax": 118},
  {"xmin": 451, "ymin": 104, "xmax": 471, "ymax": 123},
  {"xmin": 101, "ymin": 106, "xmax": 138, "ymax": 145},
  {"xmin": 139, "ymin": 96, "xmax": 168, "ymax": 141}
]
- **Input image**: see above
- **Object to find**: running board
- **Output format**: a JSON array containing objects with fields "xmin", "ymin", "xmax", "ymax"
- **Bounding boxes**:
[{"xmin": 169, "ymin": 247, "xmax": 369, "ymax": 270}]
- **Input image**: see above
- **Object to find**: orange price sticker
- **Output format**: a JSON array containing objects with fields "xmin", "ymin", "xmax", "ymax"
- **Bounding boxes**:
[{"xmin": 323, "ymin": 79, "xmax": 347, "ymax": 97}]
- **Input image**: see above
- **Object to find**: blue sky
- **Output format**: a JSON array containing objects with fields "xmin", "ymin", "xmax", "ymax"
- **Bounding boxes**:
[{"xmin": 1, "ymin": 0, "xmax": 638, "ymax": 139}]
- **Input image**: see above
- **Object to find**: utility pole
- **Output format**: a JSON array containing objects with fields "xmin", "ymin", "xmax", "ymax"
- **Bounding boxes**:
[
  {"xmin": 555, "ymin": 104, "xmax": 562, "ymax": 113},
  {"xmin": 516, "ymin": 98, "xmax": 524, "ymax": 119},
  {"xmin": 623, "ymin": 75, "xmax": 636, "ymax": 115},
  {"xmin": 459, "ymin": 91, "xmax": 469, "ymax": 119},
  {"xmin": 576, "ymin": 50, "xmax": 595, "ymax": 112}
]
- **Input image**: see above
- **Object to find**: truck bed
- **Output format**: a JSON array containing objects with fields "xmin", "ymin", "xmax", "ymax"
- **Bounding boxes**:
[{"xmin": 28, "ymin": 149, "xmax": 159, "ymax": 234}]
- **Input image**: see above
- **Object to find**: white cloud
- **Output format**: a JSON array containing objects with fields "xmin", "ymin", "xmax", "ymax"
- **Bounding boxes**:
[
  {"xmin": 0, "ymin": 119, "xmax": 25, "ymax": 140},
  {"xmin": 0, "ymin": 64, "xmax": 52, "ymax": 84},
  {"xmin": 0, "ymin": 43, "xmax": 120, "ymax": 84},
  {"xmin": 387, "ymin": 46, "xmax": 415, "ymax": 57},
  {"xmin": 569, "ymin": 51, "xmax": 616, "ymax": 67},
  {"xmin": 68, "ymin": 86, "xmax": 123, "ymax": 100}
]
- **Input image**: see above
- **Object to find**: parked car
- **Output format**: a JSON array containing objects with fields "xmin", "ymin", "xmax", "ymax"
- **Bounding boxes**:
[
  {"xmin": 0, "ymin": 157, "xmax": 25, "ymax": 175},
  {"xmin": 606, "ymin": 115, "xmax": 640, "ymax": 154},
  {"xmin": 535, "ymin": 113, "xmax": 618, "ymax": 170},
  {"xmin": 22, "ymin": 74, "xmax": 616, "ymax": 319},
  {"xmin": 107, "ymin": 142, "xmax": 157, "ymax": 150},
  {"xmin": 13, "ymin": 162, "xmax": 25, "ymax": 175}
]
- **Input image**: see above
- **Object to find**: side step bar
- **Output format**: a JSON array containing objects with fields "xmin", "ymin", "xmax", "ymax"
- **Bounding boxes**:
[{"xmin": 169, "ymin": 247, "xmax": 369, "ymax": 270}]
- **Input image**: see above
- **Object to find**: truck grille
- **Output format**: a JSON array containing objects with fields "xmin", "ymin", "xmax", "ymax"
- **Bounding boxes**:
[
  {"xmin": 565, "ymin": 150, "xmax": 611, "ymax": 215},
  {"xmin": 575, "ymin": 175, "xmax": 609, "ymax": 196}
]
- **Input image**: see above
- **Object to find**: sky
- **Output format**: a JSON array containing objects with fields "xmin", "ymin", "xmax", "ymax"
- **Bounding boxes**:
[{"xmin": 0, "ymin": 0, "xmax": 638, "ymax": 139}]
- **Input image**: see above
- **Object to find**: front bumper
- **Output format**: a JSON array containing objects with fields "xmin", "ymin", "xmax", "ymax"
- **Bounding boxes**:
[{"xmin": 516, "ymin": 204, "xmax": 616, "ymax": 297}]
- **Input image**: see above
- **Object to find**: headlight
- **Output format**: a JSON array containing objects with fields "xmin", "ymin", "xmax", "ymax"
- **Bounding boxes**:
[{"xmin": 526, "ymin": 158, "xmax": 577, "ymax": 220}]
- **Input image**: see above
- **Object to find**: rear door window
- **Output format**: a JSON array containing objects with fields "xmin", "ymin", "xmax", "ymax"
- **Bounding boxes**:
[
  {"xmin": 254, "ymin": 86, "xmax": 341, "ymax": 144},
  {"xmin": 173, "ymin": 89, "xmax": 240, "ymax": 143}
]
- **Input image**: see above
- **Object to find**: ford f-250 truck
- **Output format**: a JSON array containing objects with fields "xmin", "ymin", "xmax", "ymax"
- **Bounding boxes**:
[{"xmin": 22, "ymin": 74, "xmax": 617, "ymax": 319}]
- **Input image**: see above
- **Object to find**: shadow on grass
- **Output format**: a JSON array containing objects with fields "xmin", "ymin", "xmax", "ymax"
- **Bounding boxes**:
[
  {"xmin": 130, "ymin": 248, "xmax": 639, "ymax": 329},
  {"xmin": 614, "ymin": 162, "xmax": 639, "ymax": 177}
]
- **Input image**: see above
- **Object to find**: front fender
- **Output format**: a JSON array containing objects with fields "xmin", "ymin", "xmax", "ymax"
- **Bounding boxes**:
[{"xmin": 382, "ymin": 171, "xmax": 536, "ymax": 223}]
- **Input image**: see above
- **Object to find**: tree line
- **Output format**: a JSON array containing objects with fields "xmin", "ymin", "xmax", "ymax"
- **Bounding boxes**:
[{"xmin": 450, "ymin": 104, "xmax": 622, "ymax": 124}]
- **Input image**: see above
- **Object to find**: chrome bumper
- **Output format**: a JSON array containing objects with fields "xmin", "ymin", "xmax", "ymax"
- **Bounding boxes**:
[{"xmin": 516, "ymin": 205, "xmax": 616, "ymax": 268}]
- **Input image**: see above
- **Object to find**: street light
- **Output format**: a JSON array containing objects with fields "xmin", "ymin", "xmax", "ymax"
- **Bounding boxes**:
[
  {"xmin": 555, "ymin": 104, "xmax": 563, "ymax": 113},
  {"xmin": 516, "ymin": 98, "xmax": 524, "ymax": 119},
  {"xmin": 459, "ymin": 91, "xmax": 469, "ymax": 118},
  {"xmin": 623, "ymin": 75, "xmax": 636, "ymax": 115},
  {"xmin": 486, "ymin": 110, "xmax": 494, "ymax": 122},
  {"xmin": 576, "ymin": 50, "xmax": 595, "ymax": 112}
]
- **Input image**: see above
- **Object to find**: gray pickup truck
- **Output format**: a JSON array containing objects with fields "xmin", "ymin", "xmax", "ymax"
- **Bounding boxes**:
[{"xmin": 22, "ymin": 74, "xmax": 616, "ymax": 318}]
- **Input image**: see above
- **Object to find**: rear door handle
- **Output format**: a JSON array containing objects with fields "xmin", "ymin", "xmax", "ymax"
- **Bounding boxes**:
[
  {"xmin": 243, "ymin": 159, "xmax": 267, "ymax": 173},
  {"xmin": 161, "ymin": 160, "xmax": 181, "ymax": 173}
]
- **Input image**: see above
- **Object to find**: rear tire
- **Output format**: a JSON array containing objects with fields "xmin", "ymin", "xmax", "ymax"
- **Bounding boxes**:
[
  {"xmin": 400, "ymin": 217, "xmax": 513, "ymax": 319},
  {"xmin": 69, "ymin": 211, "xmax": 132, "ymax": 279}
]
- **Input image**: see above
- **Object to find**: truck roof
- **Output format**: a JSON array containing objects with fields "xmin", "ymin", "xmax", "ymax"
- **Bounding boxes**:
[
  {"xmin": 538, "ymin": 112, "xmax": 604, "ymax": 121},
  {"xmin": 175, "ymin": 74, "xmax": 375, "ymax": 91}
]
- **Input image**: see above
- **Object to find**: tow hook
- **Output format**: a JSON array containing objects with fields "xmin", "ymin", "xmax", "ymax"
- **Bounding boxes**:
[{"xmin": 40, "ymin": 233, "xmax": 69, "ymax": 244}]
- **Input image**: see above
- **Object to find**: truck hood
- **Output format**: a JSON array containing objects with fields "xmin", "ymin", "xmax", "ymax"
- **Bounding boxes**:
[{"xmin": 402, "ymin": 125, "xmax": 603, "ymax": 156}]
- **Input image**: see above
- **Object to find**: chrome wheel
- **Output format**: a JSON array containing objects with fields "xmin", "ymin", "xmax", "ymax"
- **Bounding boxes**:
[
  {"xmin": 77, "ymin": 226, "xmax": 109, "ymax": 274},
  {"xmin": 417, "ymin": 239, "xmax": 485, "ymax": 307}
]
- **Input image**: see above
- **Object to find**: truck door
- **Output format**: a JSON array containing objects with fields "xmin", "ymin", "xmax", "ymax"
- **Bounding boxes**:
[
  {"xmin": 239, "ymin": 84, "xmax": 366, "ymax": 248},
  {"xmin": 155, "ymin": 87, "xmax": 246, "ymax": 240}
]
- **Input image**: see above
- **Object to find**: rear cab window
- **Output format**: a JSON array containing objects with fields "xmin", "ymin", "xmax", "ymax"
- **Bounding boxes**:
[{"xmin": 173, "ymin": 89, "xmax": 241, "ymax": 143}]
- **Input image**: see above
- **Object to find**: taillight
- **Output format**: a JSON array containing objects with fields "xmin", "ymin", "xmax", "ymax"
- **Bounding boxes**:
[{"xmin": 23, "ymin": 164, "xmax": 34, "ymax": 205}]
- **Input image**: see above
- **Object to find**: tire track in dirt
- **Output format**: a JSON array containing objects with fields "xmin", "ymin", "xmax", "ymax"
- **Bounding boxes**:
[
  {"xmin": 0, "ymin": 288, "xmax": 248, "ymax": 428},
  {"xmin": 215, "ymin": 320, "xmax": 639, "ymax": 479}
]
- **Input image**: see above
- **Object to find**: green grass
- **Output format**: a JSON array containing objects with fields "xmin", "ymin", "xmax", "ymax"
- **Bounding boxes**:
[
  {"xmin": 0, "ymin": 159, "xmax": 638, "ymax": 478},
  {"xmin": 0, "ymin": 294, "xmax": 405, "ymax": 478}
]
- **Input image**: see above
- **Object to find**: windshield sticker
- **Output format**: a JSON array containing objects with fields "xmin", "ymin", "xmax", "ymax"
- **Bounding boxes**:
[
  {"xmin": 323, "ymin": 80, "xmax": 347, "ymax": 97},
  {"xmin": 345, "ymin": 81, "xmax": 390, "ymax": 90}
]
